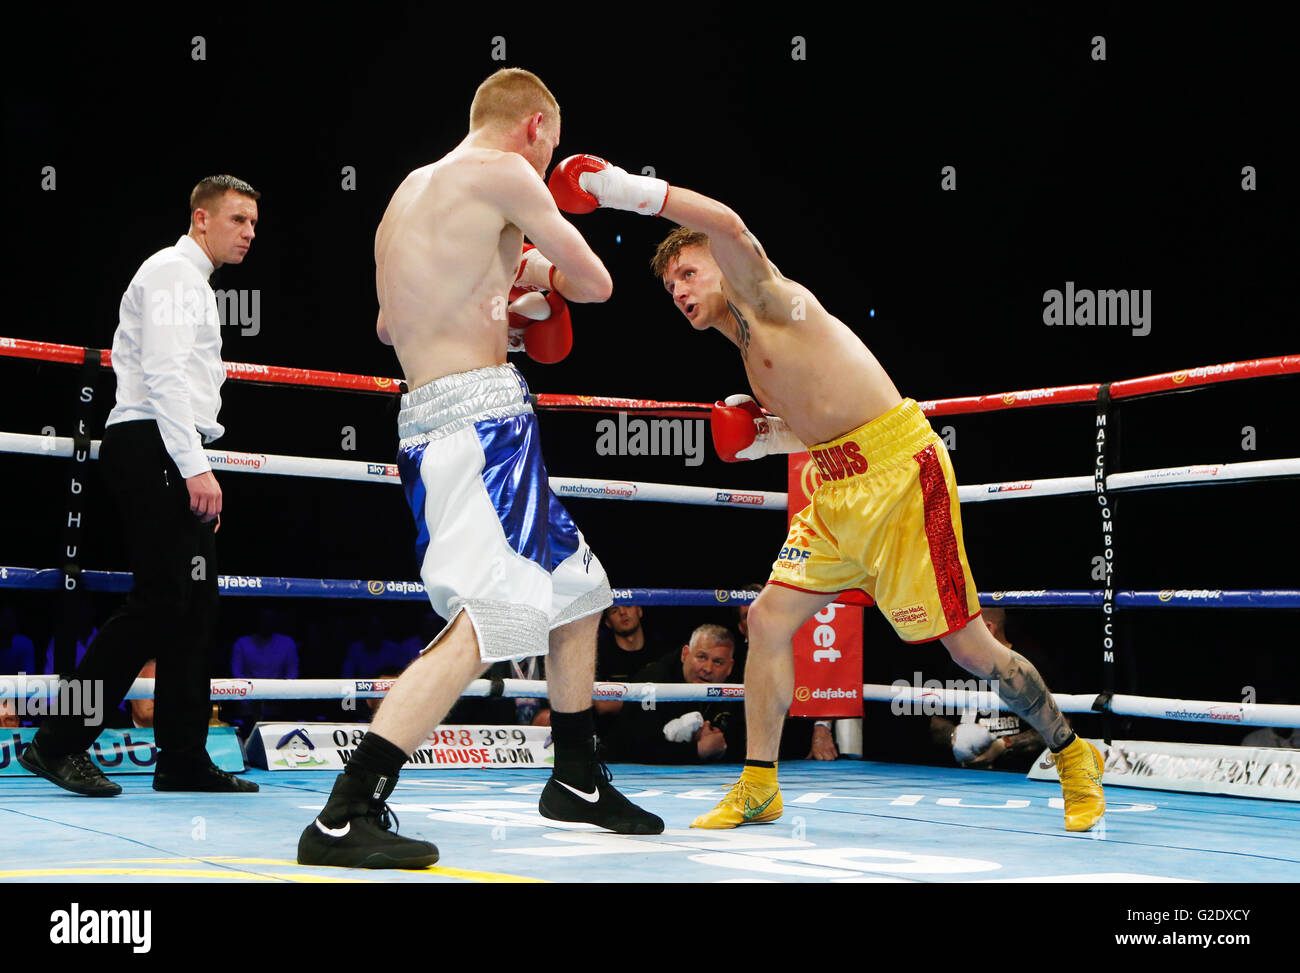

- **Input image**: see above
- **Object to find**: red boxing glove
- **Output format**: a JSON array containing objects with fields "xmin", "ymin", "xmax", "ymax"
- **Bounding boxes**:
[
  {"xmin": 522, "ymin": 291, "xmax": 572, "ymax": 364},
  {"xmin": 547, "ymin": 154, "xmax": 608, "ymax": 214},
  {"xmin": 711, "ymin": 397, "xmax": 767, "ymax": 462}
]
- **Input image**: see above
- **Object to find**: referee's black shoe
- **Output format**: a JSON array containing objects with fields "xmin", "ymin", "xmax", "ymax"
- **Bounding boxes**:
[
  {"xmin": 539, "ymin": 762, "xmax": 664, "ymax": 834},
  {"xmin": 153, "ymin": 755, "xmax": 259, "ymax": 792},
  {"xmin": 298, "ymin": 771, "xmax": 439, "ymax": 869},
  {"xmin": 18, "ymin": 737, "xmax": 121, "ymax": 797}
]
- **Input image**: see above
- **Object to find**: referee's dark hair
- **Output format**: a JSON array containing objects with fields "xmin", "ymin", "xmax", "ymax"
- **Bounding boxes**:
[{"xmin": 189, "ymin": 174, "xmax": 260, "ymax": 218}]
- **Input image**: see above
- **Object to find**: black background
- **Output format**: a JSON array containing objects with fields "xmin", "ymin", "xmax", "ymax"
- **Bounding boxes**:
[{"xmin": 2, "ymin": 4, "xmax": 1297, "ymax": 752}]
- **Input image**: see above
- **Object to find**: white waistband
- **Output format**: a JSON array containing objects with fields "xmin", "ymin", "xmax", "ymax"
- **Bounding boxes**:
[{"xmin": 398, "ymin": 364, "xmax": 532, "ymax": 446}]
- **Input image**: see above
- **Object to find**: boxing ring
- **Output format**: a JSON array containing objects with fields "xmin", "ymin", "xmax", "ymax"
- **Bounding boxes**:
[{"xmin": 2, "ymin": 338, "xmax": 1299, "ymax": 883}]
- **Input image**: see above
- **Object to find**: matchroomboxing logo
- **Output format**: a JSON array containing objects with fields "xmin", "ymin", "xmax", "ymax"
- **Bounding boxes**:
[
  {"xmin": 560, "ymin": 482, "xmax": 638, "ymax": 499},
  {"xmin": 211, "ymin": 679, "xmax": 254, "ymax": 698},
  {"xmin": 209, "ymin": 452, "xmax": 268, "ymax": 470}
]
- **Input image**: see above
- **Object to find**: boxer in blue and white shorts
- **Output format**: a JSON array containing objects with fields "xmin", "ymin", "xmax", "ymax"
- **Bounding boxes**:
[
  {"xmin": 396, "ymin": 363, "xmax": 611, "ymax": 661},
  {"xmin": 296, "ymin": 69, "xmax": 662, "ymax": 871}
]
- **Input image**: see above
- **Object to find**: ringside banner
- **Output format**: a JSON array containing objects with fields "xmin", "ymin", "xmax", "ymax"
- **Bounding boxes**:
[
  {"xmin": 1028, "ymin": 739, "xmax": 1300, "ymax": 802},
  {"xmin": 0, "ymin": 726, "xmax": 245, "ymax": 775},
  {"xmin": 246, "ymin": 723, "xmax": 554, "ymax": 771}
]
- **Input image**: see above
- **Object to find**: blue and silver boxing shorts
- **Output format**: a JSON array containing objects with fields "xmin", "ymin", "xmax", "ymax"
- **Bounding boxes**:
[{"xmin": 396, "ymin": 363, "xmax": 612, "ymax": 662}]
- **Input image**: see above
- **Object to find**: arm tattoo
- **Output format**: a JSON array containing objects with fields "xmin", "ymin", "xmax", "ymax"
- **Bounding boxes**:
[
  {"xmin": 742, "ymin": 229, "xmax": 787, "ymax": 281},
  {"xmin": 988, "ymin": 651, "xmax": 1073, "ymax": 750},
  {"xmin": 725, "ymin": 299, "xmax": 751, "ymax": 358}
]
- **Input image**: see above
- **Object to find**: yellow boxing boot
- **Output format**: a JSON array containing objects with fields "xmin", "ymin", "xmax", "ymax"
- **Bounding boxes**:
[
  {"xmin": 690, "ymin": 763, "xmax": 783, "ymax": 829},
  {"xmin": 1051, "ymin": 736, "xmax": 1106, "ymax": 832}
]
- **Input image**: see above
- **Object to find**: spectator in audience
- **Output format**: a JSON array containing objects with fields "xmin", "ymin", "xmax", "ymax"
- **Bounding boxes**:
[
  {"xmin": 230, "ymin": 609, "xmax": 300, "ymax": 725},
  {"xmin": 597, "ymin": 605, "xmax": 669, "ymax": 682},
  {"xmin": 594, "ymin": 605, "xmax": 670, "ymax": 739},
  {"xmin": 1, "ymin": 698, "xmax": 20, "ymax": 729},
  {"xmin": 929, "ymin": 607, "xmax": 1043, "ymax": 770},
  {"xmin": 128, "ymin": 660, "xmax": 156, "ymax": 729},
  {"xmin": 0, "ymin": 605, "xmax": 36, "ymax": 675},
  {"xmin": 613, "ymin": 624, "xmax": 744, "ymax": 764},
  {"xmin": 231, "ymin": 608, "xmax": 300, "ymax": 679},
  {"xmin": 1242, "ymin": 725, "xmax": 1300, "ymax": 749},
  {"xmin": 736, "ymin": 589, "xmax": 839, "ymax": 761},
  {"xmin": 341, "ymin": 616, "xmax": 408, "ymax": 678}
]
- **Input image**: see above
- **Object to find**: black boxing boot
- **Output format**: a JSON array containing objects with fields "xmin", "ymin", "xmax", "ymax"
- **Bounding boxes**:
[
  {"xmin": 297, "ymin": 770, "xmax": 439, "ymax": 869},
  {"xmin": 539, "ymin": 710, "xmax": 663, "ymax": 835}
]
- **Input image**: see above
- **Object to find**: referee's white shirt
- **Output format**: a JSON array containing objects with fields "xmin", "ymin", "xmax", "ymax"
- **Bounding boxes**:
[{"xmin": 106, "ymin": 234, "xmax": 225, "ymax": 478}]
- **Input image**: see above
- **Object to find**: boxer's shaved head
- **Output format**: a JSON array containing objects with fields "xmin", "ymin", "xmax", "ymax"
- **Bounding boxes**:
[
  {"xmin": 470, "ymin": 68, "xmax": 560, "ymax": 130},
  {"xmin": 651, "ymin": 227, "xmax": 710, "ymax": 279}
]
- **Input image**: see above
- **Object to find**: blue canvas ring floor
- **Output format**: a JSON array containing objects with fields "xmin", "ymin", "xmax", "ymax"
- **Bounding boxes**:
[{"xmin": 2, "ymin": 762, "xmax": 1297, "ymax": 883}]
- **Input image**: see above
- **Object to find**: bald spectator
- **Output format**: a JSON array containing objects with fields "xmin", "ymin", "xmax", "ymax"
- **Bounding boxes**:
[{"xmin": 613, "ymin": 624, "xmax": 744, "ymax": 764}]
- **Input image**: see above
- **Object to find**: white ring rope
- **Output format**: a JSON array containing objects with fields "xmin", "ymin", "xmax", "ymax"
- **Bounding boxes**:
[
  {"xmin": 2, "ymin": 430, "xmax": 1297, "ymax": 507},
  {"xmin": 2, "ymin": 675, "xmax": 1297, "ymax": 729}
]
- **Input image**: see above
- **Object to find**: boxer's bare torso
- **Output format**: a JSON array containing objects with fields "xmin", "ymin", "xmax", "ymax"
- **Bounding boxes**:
[
  {"xmin": 376, "ymin": 146, "xmax": 525, "ymax": 390},
  {"xmin": 663, "ymin": 224, "xmax": 901, "ymax": 447}
]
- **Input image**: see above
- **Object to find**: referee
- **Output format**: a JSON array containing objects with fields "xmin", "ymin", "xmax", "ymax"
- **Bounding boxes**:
[{"xmin": 20, "ymin": 175, "xmax": 261, "ymax": 795}]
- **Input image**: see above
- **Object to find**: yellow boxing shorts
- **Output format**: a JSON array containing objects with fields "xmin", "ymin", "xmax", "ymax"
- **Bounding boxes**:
[{"xmin": 768, "ymin": 398, "xmax": 981, "ymax": 643}]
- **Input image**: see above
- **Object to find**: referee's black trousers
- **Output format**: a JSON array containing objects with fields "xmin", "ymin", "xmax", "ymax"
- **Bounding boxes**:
[{"xmin": 37, "ymin": 420, "xmax": 218, "ymax": 763}]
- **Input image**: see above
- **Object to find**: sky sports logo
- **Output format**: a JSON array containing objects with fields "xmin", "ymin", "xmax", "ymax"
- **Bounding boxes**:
[
  {"xmin": 716, "ymin": 492, "xmax": 766, "ymax": 505},
  {"xmin": 706, "ymin": 687, "xmax": 745, "ymax": 698}
]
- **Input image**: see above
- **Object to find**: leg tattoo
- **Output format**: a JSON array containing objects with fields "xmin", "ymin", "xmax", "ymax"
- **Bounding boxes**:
[{"xmin": 989, "ymin": 651, "xmax": 1073, "ymax": 750}]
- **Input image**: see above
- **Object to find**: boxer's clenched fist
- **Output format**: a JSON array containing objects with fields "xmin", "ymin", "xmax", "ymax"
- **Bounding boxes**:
[{"xmin": 548, "ymin": 154, "xmax": 668, "ymax": 216}]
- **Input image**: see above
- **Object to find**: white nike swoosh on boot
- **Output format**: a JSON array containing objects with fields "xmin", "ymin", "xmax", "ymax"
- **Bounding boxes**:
[
  {"xmin": 314, "ymin": 818, "xmax": 351, "ymax": 838},
  {"xmin": 556, "ymin": 780, "xmax": 601, "ymax": 803}
]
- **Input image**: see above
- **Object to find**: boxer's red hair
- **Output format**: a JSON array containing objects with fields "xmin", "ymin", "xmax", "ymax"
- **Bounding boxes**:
[{"xmin": 470, "ymin": 68, "xmax": 560, "ymax": 130}]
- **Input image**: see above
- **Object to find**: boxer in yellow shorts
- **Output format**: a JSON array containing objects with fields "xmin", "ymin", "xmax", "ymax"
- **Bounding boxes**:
[
  {"xmin": 770, "ymin": 399, "xmax": 982, "ymax": 644},
  {"xmin": 546, "ymin": 151, "xmax": 1106, "ymax": 834}
]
